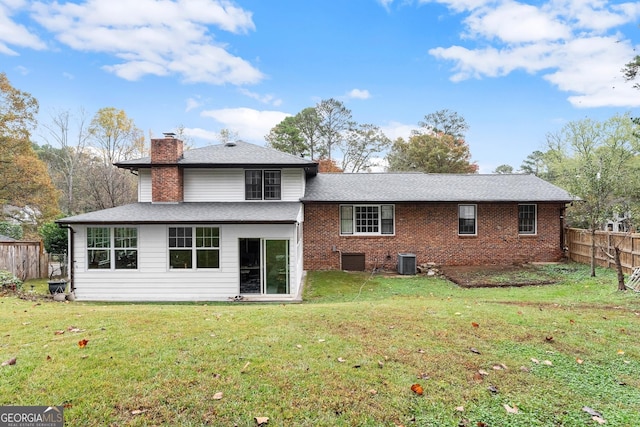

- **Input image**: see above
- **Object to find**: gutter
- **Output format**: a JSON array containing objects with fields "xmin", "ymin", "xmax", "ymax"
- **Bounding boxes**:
[{"xmin": 56, "ymin": 224, "xmax": 75, "ymax": 292}]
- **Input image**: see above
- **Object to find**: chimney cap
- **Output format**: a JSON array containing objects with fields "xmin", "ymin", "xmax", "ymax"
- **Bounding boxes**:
[{"xmin": 163, "ymin": 132, "xmax": 176, "ymax": 138}]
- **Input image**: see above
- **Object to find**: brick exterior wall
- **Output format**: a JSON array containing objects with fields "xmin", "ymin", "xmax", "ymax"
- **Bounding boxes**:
[
  {"xmin": 150, "ymin": 137, "xmax": 184, "ymax": 203},
  {"xmin": 303, "ymin": 202, "xmax": 566, "ymax": 271}
]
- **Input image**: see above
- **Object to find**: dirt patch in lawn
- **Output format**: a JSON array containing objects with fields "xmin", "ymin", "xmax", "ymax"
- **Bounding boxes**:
[{"xmin": 441, "ymin": 264, "xmax": 561, "ymax": 288}]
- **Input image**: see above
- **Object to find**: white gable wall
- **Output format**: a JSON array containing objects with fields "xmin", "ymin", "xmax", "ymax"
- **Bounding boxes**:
[
  {"xmin": 138, "ymin": 168, "xmax": 306, "ymax": 203},
  {"xmin": 70, "ymin": 223, "xmax": 301, "ymax": 301}
]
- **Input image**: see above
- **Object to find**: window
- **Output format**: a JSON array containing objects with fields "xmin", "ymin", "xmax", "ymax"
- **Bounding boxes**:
[
  {"xmin": 458, "ymin": 204, "xmax": 477, "ymax": 235},
  {"xmin": 245, "ymin": 170, "xmax": 281, "ymax": 200},
  {"xmin": 87, "ymin": 227, "xmax": 137, "ymax": 269},
  {"xmin": 169, "ymin": 226, "xmax": 220, "ymax": 269},
  {"xmin": 518, "ymin": 204, "xmax": 537, "ymax": 234},
  {"xmin": 340, "ymin": 205, "xmax": 394, "ymax": 235}
]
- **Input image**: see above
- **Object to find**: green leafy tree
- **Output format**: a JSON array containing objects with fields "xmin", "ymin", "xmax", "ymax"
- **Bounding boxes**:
[
  {"xmin": 39, "ymin": 220, "xmax": 68, "ymax": 254},
  {"xmin": 493, "ymin": 164, "xmax": 514, "ymax": 174},
  {"xmin": 546, "ymin": 114, "xmax": 640, "ymax": 279},
  {"xmin": 520, "ymin": 150, "xmax": 550, "ymax": 177},
  {"xmin": 295, "ymin": 107, "xmax": 324, "ymax": 159},
  {"xmin": 0, "ymin": 73, "xmax": 59, "ymax": 232},
  {"xmin": 265, "ymin": 116, "xmax": 307, "ymax": 156},
  {"xmin": 316, "ymin": 98, "xmax": 354, "ymax": 161}
]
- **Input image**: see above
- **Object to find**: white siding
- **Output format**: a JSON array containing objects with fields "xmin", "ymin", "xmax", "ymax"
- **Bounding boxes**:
[
  {"xmin": 70, "ymin": 223, "xmax": 301, "ymax": 301},
  {"xmin": 139, "ymin": 169, "xmax": 152, "ymax": 202},
  {"xmin": 184, "ymin": 168, "xmax": 305, "ymax": 202}
]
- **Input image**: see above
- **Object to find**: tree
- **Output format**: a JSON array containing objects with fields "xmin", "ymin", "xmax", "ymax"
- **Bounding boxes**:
[
  {"xmin": 0, "ymin": 73, "xmax": 59, "ymax": 232},
  {"xmin": 340, "ymin": 123, "xmax": 391, "ymax": 172},
  {"xmin": 39, "ymin": 220, "xmax": 68, "ymax": 255},
  {"xmin": 38, "ymin": 108, "xmax": 90, "ymax": 214},
  {"xmin": 265, "ymin": 116, "xmax": 307, "ymax": 156},
  {"xmin": 386, "ymin": 133, "xmax": 477, "ymax": 173},
  {"xmin": 622, "ymin": 55, "xmax": 640, "ymax": 90},
  {"xmin": 520, "ymin": 150, "xmax": 550, "ymax": 177},
  {"xmin": 83, "ymin": 107, "xmax": 144, "ymax": 209},
  {"xmin": 218, "ymin": 128, "xmax": 239, "ymax": 145},
  {"xmin": 316, "ymin": 98, "xmax": 354, "ymax": 160},
  {"xmin": 546, "ymin": 114, "xmax": 639, "ymax": 278},
  {"xmin": 493, "ymin": 164, "xmax": 514, "ymax": 174},
  {"xmin": 295, "ymin": 108, "xmax": 324, "ymax": 159},
  {"xmin": 317, "ymin": 158, "xmax": 343, "ymax": 172},
  {"xmin": 415, "ymin": 109, "xmax": 469, "ymax": 140}
]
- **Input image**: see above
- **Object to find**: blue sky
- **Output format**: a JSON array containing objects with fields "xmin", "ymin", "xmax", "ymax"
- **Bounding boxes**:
[{"xmin": 2, "ymin": 0, "xmax": 639, "ymax": 173}]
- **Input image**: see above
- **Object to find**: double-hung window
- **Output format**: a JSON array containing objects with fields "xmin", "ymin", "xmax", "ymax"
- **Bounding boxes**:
[
  {"xmin": 458, "ymin": 204, "xmax": 477, "ymax": 235},
  {"xmin": 340, "ymin": 205, "xmax": 394, "ymax": 235},
  {"xmin": 87, "ymin": 227, "xmax": 138, "ymax": 269},
  {"xmin": 518, "ymin": 204, "xmax": 537, "ymax": 234},
  {"xmin": 245, "ymin": 170, "xmax": 281, "ymax": 200},
  {"xmin": 169, "ymin": 227, "xmax": 220, "ymax": 269}
]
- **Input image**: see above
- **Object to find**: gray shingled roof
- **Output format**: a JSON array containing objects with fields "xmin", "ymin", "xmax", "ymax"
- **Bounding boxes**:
[
  {"xmin": 57, "ymin": 202, "xmax": 303, "ymax": 224},
  {"xmin": 116, "ymin": 140, "xmax": 317, "ymax": 169},
  {"xmin": 302, "ymin": 173, "xmax": 575, "ymax": 203}
]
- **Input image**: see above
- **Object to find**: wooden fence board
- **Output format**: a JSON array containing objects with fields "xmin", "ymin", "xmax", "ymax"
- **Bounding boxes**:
[
  {"xmin": 566, "ymin": 228, "xmax": 640, "ymax": 275},
  {"xmin": 0, "ymin": 241, "xmax": 49, "ymax": 280}
]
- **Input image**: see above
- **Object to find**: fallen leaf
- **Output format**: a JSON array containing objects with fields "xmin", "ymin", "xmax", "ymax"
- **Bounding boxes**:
[
  {"xmin": 241, "ymin": 361, "xmax": 250, "ymax": 372},
  {"xmin": 531, "ymin": 358, "xmax": 540, "ymax": 364},
  {"xmin": 1, "ymin": 357, "xmax": 16, "ymax": 366},
  {"xmin": 417, "ymin": 349, "xmax": 426, "ymax": 354},
  {"xmin": 78, "ymin": 339, "xmax": 88, "ymax": 348},
  {"xmin": 478, "ymin": 369, "xmax": 489, "ymax": 376},
  {"xmin": 492, "ymin": 364, "xmax": 507, "ymax": 370},
  {"xmin": 337, "ymin": 357, "xmax": 346, "ymax": 363},
  {"xmin": 54, "ymin": 330, "xmax": 65, "ymax": 335},
  {"xmin": 46, "ymin": 355, "xmax": 52, "ymax": 361},
  {"xmin": 504, "ymin": 404, "xmax": 518, "ymax": 414},
  {"xmin": 318, "ymin": 339, "xmax": 325, "ymax": 343},
  {"xmin": 369, "ymin": 389, "xmax": 377, "ymax": 395},
  {"xmin": 545, "ymin": 336, "xmax": 554, "ymax": 342},
  {"xmin": 378, "ymin": 360, "xmax": 384, "ymax": 368},
  {"xmin": 617, "ymin": 350, "xmax": 625, "ymax": 355},
  {"xmin": 417, "ymin": 372, "xmax": 430, "ymax": 380},
  {"xmin": 471, "ymin": 322, "xmax": 479, "ymax": 328},
  {"xmin": 469, "ymin": 347, "xmax": 481, "ymax": 354},
  {"xmin": 570, "ymin": 319, "xmax": 575, "ymax": 324},
  {"xmin": 576, "ymin": 358, "xmax": 584, "ymax": 364},
  {"xmin": 131, "ymin": 409, "xmax": 147, "ymax": 415},
  {"xmin": 255, "ymin": 416, "xmax": 269, "ymax": 425},
  {"xmin": 411, "ymin": 383, "xmax": 424, "ymax": 395},
  {"xmin": 487, "ymin": 385, "xmax": 498, "ymax": 394},
  {"xmin": 542, "ymin": 360, "xmax": 553, "ymax": 366},
  {"xmin": 455, "ymin": 406, "xmax": 464, "ymax": 412},
  {"xmin": 213, "ymin": 392, "xmax": 223, "ymax": 400},
  {"xmin": 520, "ymin": 366, "xmax": 530, "ymax": 373},
  {"xmin": 477, "ymin": 421, "xmax": 488, "ymax": 426},
  {"xmin": 295, "ymin": 344, "xmax": 302, "ymax": 349},
  {"xmin": 582, "ymin": 406, "xmax": 603, "ymax": 418},
  {"xmin": 592, "ymin": 416, "xmax": 607, "ymax": 424},
  {"xmin": 473, "ymin": 372, "xmax": 484, "ymax": 381}
]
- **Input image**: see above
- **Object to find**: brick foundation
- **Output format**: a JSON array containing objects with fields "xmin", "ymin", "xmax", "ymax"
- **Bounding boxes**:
[{"xmin": 303, "ymin": 202, "xmax": 566, "ymax": 271}]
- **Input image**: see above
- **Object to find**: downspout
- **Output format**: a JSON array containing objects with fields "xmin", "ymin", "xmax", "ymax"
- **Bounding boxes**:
[{"xmin": 57, "ymin": 224, "xmax": 75, "ymax": 292}]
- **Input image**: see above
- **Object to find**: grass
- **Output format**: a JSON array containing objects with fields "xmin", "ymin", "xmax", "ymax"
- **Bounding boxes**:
[{"xmin": 1, "ymin": 263, "xmax": 639, "ymax": 426}]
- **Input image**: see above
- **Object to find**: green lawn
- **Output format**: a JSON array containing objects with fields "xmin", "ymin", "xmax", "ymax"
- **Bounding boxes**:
[{"xmin": 1, "ymin": 264, "xmax": 639, "ymax": 426}]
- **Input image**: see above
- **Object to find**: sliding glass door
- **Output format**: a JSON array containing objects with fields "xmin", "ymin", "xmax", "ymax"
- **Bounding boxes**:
[{"xmin": 239, "ymin": 239, "xmax": 289, "ymax": 295}]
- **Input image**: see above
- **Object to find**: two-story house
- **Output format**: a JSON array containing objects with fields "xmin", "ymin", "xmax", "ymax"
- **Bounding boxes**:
[{"xmin": 58, "ymin": 136, "xmax": 574, "ymax": 302}]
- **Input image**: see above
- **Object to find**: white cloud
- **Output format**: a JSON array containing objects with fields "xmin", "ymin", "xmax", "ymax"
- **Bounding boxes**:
[
  {"xmin": 200, "ymin": 107, "xmax": 290, "ymax": 142},
  {"xmin": 183, "ymin": 127, "xmax": 220, "ymax": 141},
  {"xmin": 238, "ymin": 88, "xmax": 283, "ymax": 106},
  {"xmin": 380, "ymin": 120, "xmax": 414, "ymax": 141},
  {"xmin": 0, "ymin": 1, "xmax": 46, "ymax": 55},
  {"xmin": 346, "ymin": 88, "xmax": 371, "ymax": 100},
  {"xmin": 428, "ymin": 0, "xmax": 640, "ymax": 107},
  {"xmin": 185, "ymin": 97, "xmax": 203, "ymax": 112},
  {"xmin": 29, "ymin": 0, "xmax": 263, "ymax": 85}
]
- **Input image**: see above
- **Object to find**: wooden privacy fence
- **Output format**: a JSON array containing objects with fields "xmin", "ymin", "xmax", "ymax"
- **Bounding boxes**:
[
  {"xmin": 0, "ymin": 240, "xmax": 49, "ymax": 280},
  {"xmin": 566, "ymin": 228, "xmax": 640, "ymax": 275}
]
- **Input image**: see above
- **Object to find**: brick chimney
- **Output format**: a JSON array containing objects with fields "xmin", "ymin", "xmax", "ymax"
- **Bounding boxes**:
[{"xmin": 150, "ymin": 134, "xmax": 184, "ymax": 203}]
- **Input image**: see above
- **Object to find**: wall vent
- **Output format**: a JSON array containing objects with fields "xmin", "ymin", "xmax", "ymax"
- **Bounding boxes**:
[{"xmin": 397, "ymin": 253, "xmax": 416, "ymax": 275}]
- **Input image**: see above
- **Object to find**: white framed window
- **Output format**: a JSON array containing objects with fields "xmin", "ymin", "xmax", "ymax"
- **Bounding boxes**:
[
  {"xmin": 87, "ymin": 227, "xmax": 138, "ymax": 270},
  {"xmin": 518, "ymin": 204, "xmax": 537, "ymax": 234},
  {"xmin": 169, "ymin": 226, "xmax": 220, "ymax": 269},
  {"xmin": 245, "ymin": 170, "xmax": 281, "ymax": 200},
  {"xmin": 340, "ymin": 204, "xmax": 395, "ymax": 235},
  {"xmin": 458, "ymin": 204, "xmax": 477, "ymax": 235}
]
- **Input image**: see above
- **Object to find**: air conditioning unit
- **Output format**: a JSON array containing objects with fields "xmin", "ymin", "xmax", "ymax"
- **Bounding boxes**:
[{"xmin": 397, "ymin": 253, "xmax": 417, "ymax": 275}]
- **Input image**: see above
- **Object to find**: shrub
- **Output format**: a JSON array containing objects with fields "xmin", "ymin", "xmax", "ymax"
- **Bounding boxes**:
[
  {"xmin": 0, "ymin": 270, "xmax": 22, "ymax": 290},
  {"xmin": 0, "ymin": 222, "xmax": 23, "ymax": 240}
]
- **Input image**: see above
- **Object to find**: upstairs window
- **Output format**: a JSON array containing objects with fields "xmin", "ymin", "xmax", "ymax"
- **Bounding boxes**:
[
  {"xmin": 245, "ymin": 170, "xmax": 281, "ymax": 200},
  {"xmin": 340, "ymin": 204, "xmax": 395, "ymax": 235},
  {"xmin": 518, "ymin": 204, "xmax": 537, "ymax": 234},
  {"xmin": 458, "ymin": 204, "xmax": 477, "ymax": 235}
]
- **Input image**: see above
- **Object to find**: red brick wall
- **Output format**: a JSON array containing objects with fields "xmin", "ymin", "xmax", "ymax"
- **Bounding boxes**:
[
  {"xmin": 150, "ymin": 137, "xmax": 184, "ymax": 202},
  {"xmin": 303, "ymin": 202, "xmax": 566, "ymax": 271}
]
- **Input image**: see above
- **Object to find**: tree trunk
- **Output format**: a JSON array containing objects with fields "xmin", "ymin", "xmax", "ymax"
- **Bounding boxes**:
[{"xmin": 614, "ymin": 247, "xmax": 626, "ymax": 291}]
